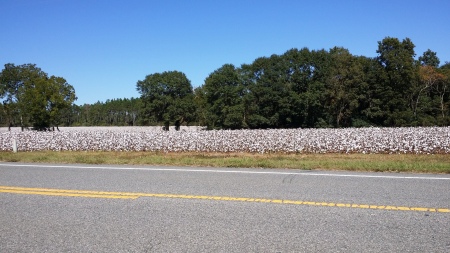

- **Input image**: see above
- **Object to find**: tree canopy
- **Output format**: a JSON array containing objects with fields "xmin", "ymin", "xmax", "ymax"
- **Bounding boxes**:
[
  {"xmin": 2, "ymin": 36, "xmax": 449, "ymax": 129},
  {"xmin": 0, "ymin": 64, "xmax": 77, "ymax": 130},
  {"xmin": 136, "ymin": 71, "xmax": 195, "ymax": 130}
]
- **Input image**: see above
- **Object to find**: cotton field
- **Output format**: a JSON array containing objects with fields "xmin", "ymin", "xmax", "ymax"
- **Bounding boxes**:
[{"xmin": 0, "ymin": 126, "xmax": 449, "ymax": 154}]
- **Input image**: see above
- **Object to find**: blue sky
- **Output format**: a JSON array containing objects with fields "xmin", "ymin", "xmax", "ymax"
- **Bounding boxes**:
[{"xmin": 2, "ymin": 0, "xmax": 449, "ymax": 105}]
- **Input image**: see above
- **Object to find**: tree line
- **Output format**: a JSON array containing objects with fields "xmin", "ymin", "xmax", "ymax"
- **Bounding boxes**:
[
  {"xmin": 134, "ymin": 36, "xmax": 450, "ymax": 129},
  {"xmin": 1, "ymin": 36, "xmax": 449, "ymax": 130}
]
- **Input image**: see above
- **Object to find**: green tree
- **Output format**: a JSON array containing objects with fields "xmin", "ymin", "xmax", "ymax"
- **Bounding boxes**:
[
  {"xmin": 435, "ymin": 63, "xmax": 450, "ymax": 124},
  {"xmin": 419, "ymin": 49, "xmax": 440, "ymax": 68},
  {"xmin": 413, "ymin": 65, "xmax": 444, "ymax": 121},
  {"xmin": 0, "ymin": 64, "xmax": 76, "ymax": 130},
  {"xmin": 19, "ymin": 76, "xmax": 76, "ymax": 130},
  {"xmin": 324, "ymin": 47, "xmax": 364, "ymax": 127},
  {"xmin": 376, "ymin": 37, "xmax": 417, "ymax": 126},
  {"xmin": 240, "ymin": 53, "xmax": 303, "ymax": 129},
  {"xmin": 0, "ymin": 64, "xmax": 46, "ymax": 129},
  {"xmin": 193, "ymin": 86, "xmax": 208, "ymax": 126},
  {"xmin": 203, "ymin": 64, "xmax": 245, "ymax": 129},
  {"xmin": 357, "ymin": 57, "xmax": 386, "ymax": 126},
  {"xmin": 136, "ymin": 71, "xmax": 194, "ymax": 130},
  {"xmin": 302, "ymin": 49, "xmax": 331, "ymax": 127},
  {"xmin": 47, "ymin": 76, "xmax": 77, "ymax": 129},
  {"xmin": 276, "ymin": 48, "xmax": 333, "ymax": 127}
]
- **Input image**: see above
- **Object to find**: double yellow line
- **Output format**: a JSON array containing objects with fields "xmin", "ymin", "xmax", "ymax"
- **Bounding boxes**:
[
  {"xmin": 0, "ymin": 186, "xmax": 140, "ymax": 199},
  {"xmin": 1, "ymin": 186, "xmax": 449, "ymax": 213}
]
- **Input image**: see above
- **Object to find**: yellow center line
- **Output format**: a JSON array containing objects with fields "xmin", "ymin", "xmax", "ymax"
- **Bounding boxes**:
[{"xmin": 1, "ymin": 186, "xmax": 449, "ymax": 213}]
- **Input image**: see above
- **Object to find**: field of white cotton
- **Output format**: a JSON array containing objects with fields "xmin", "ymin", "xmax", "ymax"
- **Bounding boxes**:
[{"xmin": 0, "ymin": 126, "xmax": 449, "ymax": 154}]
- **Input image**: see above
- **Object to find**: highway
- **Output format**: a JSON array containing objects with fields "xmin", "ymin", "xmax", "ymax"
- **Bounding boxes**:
[{"xmin": 1, "ymin": 162, "xmax": 449, "ymax": 252}]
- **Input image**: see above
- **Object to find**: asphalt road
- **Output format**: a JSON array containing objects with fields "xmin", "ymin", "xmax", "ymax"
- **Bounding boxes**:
[{"xmin": 1, "ymin": 162, "xmax": 449, "ymax": 252}]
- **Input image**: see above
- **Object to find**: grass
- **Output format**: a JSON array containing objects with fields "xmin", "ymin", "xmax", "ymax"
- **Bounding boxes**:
[{"xmin": 0, "ymin": 151, "xmax": 449, "ymax": 173}]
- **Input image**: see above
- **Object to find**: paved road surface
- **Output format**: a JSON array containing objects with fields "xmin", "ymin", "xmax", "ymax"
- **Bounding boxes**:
[{"xmin": 1, "ymin": 163, "xmax": 449, "ymax": 252}]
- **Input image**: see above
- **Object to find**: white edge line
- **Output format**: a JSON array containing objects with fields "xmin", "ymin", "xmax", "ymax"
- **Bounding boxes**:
[{"xmin": 0, "ymin": 163, "xmax": 449, "ymax": 180}]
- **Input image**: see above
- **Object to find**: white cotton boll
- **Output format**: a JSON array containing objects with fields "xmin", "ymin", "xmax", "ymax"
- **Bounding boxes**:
[{"xmin": 0, "ymin": 126, "xmax": 449, "ymax": 154}]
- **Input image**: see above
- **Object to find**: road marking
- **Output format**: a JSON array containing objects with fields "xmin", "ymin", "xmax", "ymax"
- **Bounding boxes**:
[
  {"xmin": 1, "ymin": 163, "xmax": 449, "ymax": 180},
  {"xmin": 0, "ymin": 186, "xmax": 139, "ymax": 199},
  {"xmin": 1, "ymin": 186, "xmax": 449, "ymax": 213}
]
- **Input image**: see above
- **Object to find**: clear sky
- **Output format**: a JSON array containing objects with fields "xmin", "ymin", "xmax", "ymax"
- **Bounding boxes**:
[{"xmin": 2, "ymin": 0, "xmax": 449, "ymax": 105}]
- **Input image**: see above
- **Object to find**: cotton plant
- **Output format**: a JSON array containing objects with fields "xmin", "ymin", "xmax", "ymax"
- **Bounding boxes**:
[{"xmin": 0, "ymin": 127, "xmax": 449, "ymax": 154}]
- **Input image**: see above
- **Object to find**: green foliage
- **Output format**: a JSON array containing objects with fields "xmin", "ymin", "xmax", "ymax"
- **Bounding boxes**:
[
  {"xmin": 203, "ymin": 64, "xmax": 245, "ymax": 129},
  {"xmin": 0, "ymin": 64, "xmax": 77, "ymax": 130},
  {"xmin": 196, "ymin": 37, "xmax": 448, "ymax": 129},
  {"xmin": 375, "ymin": 37, "xmax": 418, "ymax": 124},
  {"xmin": 136, "ymin": 71, "xmax": 195, "ymax": 129},
  {"xmin": 69, "ymin": 98, "xmax": 141, "ymax": 126},
  {"xmin": 324, "ymin": 47, "xmax": 363, "ymax": 127},
  {"xmin": 419, "ymin": 49, "xmax": 440, "ymax": 67},
  {"xmin": 4, "ymin": 36, "xmax": 448, "ymax": 129}
]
